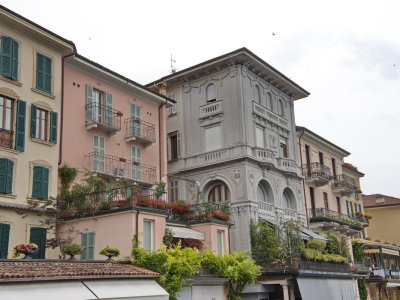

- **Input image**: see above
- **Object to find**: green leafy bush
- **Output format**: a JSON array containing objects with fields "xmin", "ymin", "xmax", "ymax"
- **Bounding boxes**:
[
  {"xmin": 61, "ymin": 243, "xmax": 84, "ymax": 256},
  {"xmin": 306, "ymin": 240, "xmax": 326, "ymax": 252},
  {"xmin": 352, "ymin": 241, "xmax": 364, "ymax": 262}
]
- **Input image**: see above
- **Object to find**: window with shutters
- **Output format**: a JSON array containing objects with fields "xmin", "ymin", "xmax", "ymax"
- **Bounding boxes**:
[
  {"xmin": 93, "ymin": 135, "xmax": 105, "ymax": 172},
  {"xmin": 32, "ymin": 166, "xmax": 49, "ymax": 199},
  {"xmin": 131, "ymin": 146, "xmax": 142, "ymax": 180},
  {"xmin": 30, "ymin": 104, "xmax": 57, "ymax": 144},
  {"xmin": 217, "ymin": 230, "xmax": 224, "ymax": 255},
  {"xmin": 169, "ymin": 180, "xmax": 179, "ymax": 202},
  {"xmin": 143, "ymin": 219, "xmax": 153, "ymax": 250},
  {"xmin": 0, "ymin": 96, "xmax": 26, "ymax": 151},
  {"xmin": 0, "ymin": 223, "xmax": 10, "ymax": 258},
  {"xmin": 0, "ymin": 36, "xmax": 19, "ymax": 81},
  {"xmin": 279, "ymin": 138, "xmax": 288, "ymax": 158},
  {"xmin": 0, "ymin": 158, "xmax": 14, "ymax": 194},
  {"xmin": 81, "ymin": 232, "xmax": 95, "ymax": 260},
  {"xmin": 323, "ymin": 192, "xmax": 329, "ymax": 209},
  {"xmin": 35, "ymin": 53, "xmax": 52, "ymax": 94},
  {"xmin": 29, "ymin": 227, "xmax": 46, "ymax": 259},
  {"xmin": 168, "ymin": 131, "xmax": 180, "ymax": 160},
  {"xmin": 167, "ymin": 93, "xmax": 177, "ymax": 117},
  {"xmin": 346, "ymin": 200, "xmax": 354, "ymax": 217},
  {"xmin": 205, "ymin": 125, "xmax": 222, "ymax": 152}
]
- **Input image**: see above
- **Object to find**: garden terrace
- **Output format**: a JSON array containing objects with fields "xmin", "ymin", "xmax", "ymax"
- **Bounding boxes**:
[
  {"xmin": 264, "ymin": 259, "xmax": 351, "ymax": 275},
  {"xmin": 302, "ymin": 162, "xmax": 333, "ymax": 186},
  {"xmin": 308, "ymin": 208, "xmax": 366, "ymax": 233}
]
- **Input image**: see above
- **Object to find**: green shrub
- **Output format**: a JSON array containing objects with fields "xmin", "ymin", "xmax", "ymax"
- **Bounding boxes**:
[
  {"xmin": 306, "ymin": 240, "xmax": 326, "ymax": 252},
  {"xmin": 61, "ymin": 243, "xmax": 84, "ymax": 256},
  {"xmin": 352, "ymin": 241, "xmax": 364, "ymax": 262}
]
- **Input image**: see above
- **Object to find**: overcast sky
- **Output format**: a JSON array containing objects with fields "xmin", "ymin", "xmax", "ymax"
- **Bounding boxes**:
[{"xmin": 4, "ymin": 0, "xmax": 399, "ymax": 197}]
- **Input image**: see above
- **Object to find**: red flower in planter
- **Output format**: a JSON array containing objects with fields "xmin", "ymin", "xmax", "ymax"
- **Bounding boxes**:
[
  {"xmin": 168, "ymin": 201, "xmax": 192, "ymax": 214},
  {"xmin": 213, "ymin": 210, "xmax": 230, "ymax": 221}
]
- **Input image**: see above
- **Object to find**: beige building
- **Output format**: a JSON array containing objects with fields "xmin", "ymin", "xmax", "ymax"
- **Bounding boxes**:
[{"xmin": 0, "ymin": 5, "xmax": 74, "ymax": 258}]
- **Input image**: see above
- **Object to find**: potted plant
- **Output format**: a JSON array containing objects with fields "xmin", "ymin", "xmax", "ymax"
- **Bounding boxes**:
[
  {"xmin": 133, "ymin": 161, "xmax": 140, "ymax": 166},
  {"xmin": 61, "ymin": 243, "xmax": 84, "ymax": 260},
  {"xmin": 116, "ymin": 111, "xmax": 123, "ymax": 117},
  {"xmin": 100, "ymin": 246, "xmax": 120, "ymax": 261},
  {"xmin": 99, "ymin": 200, "xmax": 111, "ymax": 211},
  {"xmin": 119, "ymin": 157, "xmax": 127, "ymax": 162},
  {"xmin": 134, "ymin": 119, "xmax": 141, "ymax": 124},
  {"xmin": 13, "ymin": 243, "xmax": 39, "ymax": 259}
]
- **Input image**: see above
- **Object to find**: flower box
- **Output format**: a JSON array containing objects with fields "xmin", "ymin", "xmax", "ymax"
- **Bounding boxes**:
[
  {"xmin": 116, "ymin": 111, "xmax": 123, "ymax": 117},
  {"xmin": 134, "ymin": 119, "xmax": 141, "ymax": 124},
  {"xmin": 119, "ymin": 157, "xmax": 127, "ymax": 162},
  {"xmin": 133, "ymin": 161, "xmax": 140, "ymax": 166}
]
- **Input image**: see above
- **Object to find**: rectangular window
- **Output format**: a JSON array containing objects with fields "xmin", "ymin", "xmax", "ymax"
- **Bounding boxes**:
[
  {"xmin": 93, "ymin": 135, "xmax": 105, "ymax": 172},
  {"xmin": 168, "ymin": 131, "xmax": 180, "ymax": 160},
  {"xmin": 309, "ymin": 187, "xmax": 315, "ymax": 214},
  {"xmin": 169, "ymin": 180, "xmax": 179, "ymax": 202},
  {"xmin": 0, "ymin": 223, "xmax": 10, "ymax": 258},
  {"xmin": 280, "ymin": 140, "xmax": 288, "ymax": 158},
  {"xmin": 355, "ymin": 203, "xmax": 361, "ymax": 213},
  {"xmin": 0, "ymin": 96, "xmax": 14, "ymax": 149},
  {"xmin": 93, "ymin": 89, "xmax": 103, "ymax": 122},
  {"xmin": 0, "ymin": 36, "xmax": 19, "ymax": 80},
  {"xmin": 336, "ymin": 197, "xmax": 341, "ymax": 214},
  {"xmin": 30, "ymin": 104, "xmax": 57, "ymax": 144},
  {"xmin": 36, "ymin": 53, "xmax": 52, "ymax": 93},
  {"xmin": 30, "ymin": 227, "xmax": 46, "ymax": 259},
  {"xmin": 81, "ymin": 232, "xmax": 95, "ymax": 260},
  {"xmin": 143, "ymin": 220, "xmax": 153, "ymax": 250},
  {"xmin": 167, "ymin": 93, "xmax": 177, "ymax": 116},
  {"xmin": 217, "ymin": 230, "xmax": 224, "ymax": 255},
  {"xmin": 331, "ymin": 158, "xmax": 336, "ymax": 177},
  {"xmin": 319, "ymin": 152, "xmax": 324, "ymax": 165},
  {"xmin": 131, "ymin": 146, "xmax": 142, "ymax": 180},
  {"xmin": 323, "ymin": 192, "xmax": 329, "ymax": 210},
  {"xmin": 131, "ymin": 104, "xmax": 141, "ymax": 136},
  {"xmin": 255, "ymin": 126, "xmax": 265, "ymax": 148},
  {"xmin": 346, "ymin": 201, "xmax": 354, "ymax": 217},
  {"xmin": 205, "ymin": 125, "xmax": 222, "ymax": 152},
  {"xmin": 35, "ymin": 108, "xmax": 48, "ymax": 141},
  {"xmin": 32, "ymin": 166, "xmax": 49, "ymax": 199}
]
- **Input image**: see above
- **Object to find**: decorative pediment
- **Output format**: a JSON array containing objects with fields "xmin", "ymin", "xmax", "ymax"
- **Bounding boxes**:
[{"xmin": 0, "ymin": 87, "xmax": 19, "ymax": 99}]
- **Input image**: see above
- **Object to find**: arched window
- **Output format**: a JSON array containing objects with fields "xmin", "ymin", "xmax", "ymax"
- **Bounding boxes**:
[
  {"xmin": 255, "ymin": 85, "xmax": 261, "ymax": 103},
  {"xmin": 282, "ymin": 188, "xmax": 296, "ymax": 210},
  {"xmin": 208, "ymin": 181, "xmax": 230, "ymax": 203},
  {"xmin": 278, "ymin": 99, "xmax": 284, "ymax": 116},
  {"xmin": 206, "ymin": 83, "xmax": 216, "ymax": 102},
  {"xmin": 256, "ymin": 181, "xmax": 274, "ymax": 204},
  {"xmin": 267, "ymin": 93, "xmax": 273, "ymax": 111}
]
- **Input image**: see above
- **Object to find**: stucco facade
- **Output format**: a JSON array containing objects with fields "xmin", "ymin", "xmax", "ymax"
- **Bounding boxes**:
[
  {"xmin": 148, "ymin": 48, "xmax": 310, "ymax": 253},
  {"xmin": 0, "ymin": 6, "xmax": 74, "ymax": 258}
]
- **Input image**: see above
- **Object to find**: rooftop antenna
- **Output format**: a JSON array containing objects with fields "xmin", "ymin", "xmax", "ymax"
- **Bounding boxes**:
[{"xmin": 170, "ymin": 54, "xmax": 177, "ymax": 73}]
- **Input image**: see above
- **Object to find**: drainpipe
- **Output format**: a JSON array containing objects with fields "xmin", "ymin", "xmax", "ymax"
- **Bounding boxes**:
[
  {"xmin": 298, "ymin": 128, "xmax": 310, "ymax": 228},
  {"xmin": 59, "ymin": 51, "xmax": 76, "ymax": 166}
]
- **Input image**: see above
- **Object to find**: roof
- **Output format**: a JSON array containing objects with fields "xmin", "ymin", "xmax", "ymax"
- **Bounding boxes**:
[
  {"xmin": 72, "ymin": 54, "xmax": 175, "ymax": 104},
  {"xmin": 146, "ymin": 47, "xmax": 309, "ymax": 100},
  {"xmin": 363, "ymin": 194, "xmax": 400, "ymax": 208},
  {"xmin": 0, "ymin": 261, "xmax": 159, "ymax": 282},
  {"xmin": 296, "ymin": 126, "xmax": 351, "ymax": 156},
  {"xmin": 0, "ymin": 5, "xmax": 76, "ymax": 52}
]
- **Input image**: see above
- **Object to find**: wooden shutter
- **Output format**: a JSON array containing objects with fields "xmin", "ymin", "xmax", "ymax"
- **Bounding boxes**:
[
  {"xmin": 30, "ymin": 227, "xmax": 46, "ymax": 259},
  {"xmin": 30, "ymin": 104, "xmax": 37, "ymax": 138},
  {"xmin": 15, "ymin": 100, "xmax": 26, "ymax": 151},
  {"xmin": 32, "ymin": 166, "xmax": 48, "ymax": 199},
  {"xmin": 81, "ymin": 233, "xmax": 87, "ymax": 260},
  {"xmin": 105, "ymin": 93, "xmax": 112, "ymax": 126},
  {"xmin": 11, "ymin": 39, "xmax": 18, "ymax": 81},
  {"xmin": 49, "ymin": 111, "xmax": 58, "ymax": 144},
  {"xmin": 0, "ymin": 37, "xmax": 12, "ymax": 78},
  {"xmin": 36, "ymin": 53, "xmax": 44, "ymax": 91},
  {"xmin": 44, "ymin": 56, "xmax": 52, "ymax": 93},
  {"xmin": 0, "ymin": 224, "xmax": 10, "ymax": 258},
  {"xmin": 5, "ymin": 159, "xmax": 13, "ymax": 195},
  {"xmin": 42, "ymin": 167, "xmax": 49, "ymax": 199},
  {"xmin": 0, "ymin": 158, "xmax": 13, "ymax": 194},
  {"xmin": 86, "ymin": 85, "xmax": 93, "ymax": 122},
  {"xmin": 131, "ymin": 104, "xmax": 141, "ymax": 136},
  {"xmin": 88, "ymin": 232, "xmax": 95, "ymax": 260}
]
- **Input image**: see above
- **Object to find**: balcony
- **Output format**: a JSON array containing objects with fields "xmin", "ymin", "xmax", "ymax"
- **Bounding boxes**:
[
  {"xmin": 302, "ymin": 162, "xmax": 333, "ymax": 186},
  {"xmin": 258, "ymin": 202, "xmax": 275, "ymax": 216},
  {"xmin": 199, "ymin": 101, "xmax": 223, "ymax": 120},
  {"xmin": 253, "ymin": 147, "xmax": 275, "ymax": 167},
  {"xmin": 85, "ymin": 103, "xmax": 121, "ymax": 135},
  {"xmin": 277, "ymin": 157, "xmax": 298, "ymax": 175},
  {"xmin": 253, "ymin": 102, "xmax": 289, "ymax": 130},
  {"xmin": 308, "ymin": 208, "xmax": 364, "ymax": 233},
  {"xmin": 124, "ymin": 118, "xmax": 155, "ymax": 145},
  {"xmin": 332, "ymin": 175, "xmax": 357, "ymax": 196},
  {"xmin": 0, "ymin": 128, "xmax": 13, "ymax": 149},
  {"xmin": 85, "ymin": 152, "xmax": 156, "ymax": 186},
  {"xmin": 284, "ymin": 208, "xmax": 297, "ymax": 219}
]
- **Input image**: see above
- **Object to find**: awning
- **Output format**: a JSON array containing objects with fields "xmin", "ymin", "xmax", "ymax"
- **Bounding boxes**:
[
  {"xmin": 167, "ymin": 226, "xmax": 205, "ymax": 240},
  {"xmin": 297, "ymin": 278, "xmax": 357, "ymax": 300},
  {"xmin": 364, "ymin": 248, "xmax": 400, "ymax": 256},
  {"xmin": 302, "ymin": 228, "xmax": 328, "ymax": 242},
  {"xmin": 387, "ymin": 282, "xmax": 400, "ymax": 288}
]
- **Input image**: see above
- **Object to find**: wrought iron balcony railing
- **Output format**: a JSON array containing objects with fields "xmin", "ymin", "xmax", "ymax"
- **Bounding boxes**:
[
  {"xmin": 0, "ymin": 128, "xmax": 13, "ymax": 149},
  {"xmin": 308, "ymin": 208, "xmax": 365, "ymax": 229},
  {"xmin": 85, "ymin": 152, "xmax": 156, "ymax": 184},
  {"xmin": 124, "ymin": 118, "xmax": 155, "ymax": 144},
  {"xmin": 85, "ymin": 103, "xmax": 122, "ymax": 132},
  {"xmin": 302, "ymin": 162, "xmax": 333, "ymax": 180},
  {"xmin": 332, "ymin": 175, "xmax": 357, "ymax": 191}
]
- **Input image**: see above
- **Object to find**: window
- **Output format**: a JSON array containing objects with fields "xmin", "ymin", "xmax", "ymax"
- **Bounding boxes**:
[
  {"xmin": 206, "ymin": 83, "xmax": 216, "ymax": 102},
  {"xmin": 346, "ymin": 200, "xmax": 354, "ymax": 217},
  {"xmin": 255, "ymin": 126, "xmax": 265, "ymax": 148},
  {"xmin": 131, "ymin": 146, "xmax": 142, "ymax": 180},
  {"xmin": 278, "ymin": 99, "xmax": 284, "ymax": 116},
  {"xmin": 309, "ymin": 187, "xmax": 316, "ymax": 214},
  {"xmin": 0, "ymin": 158, "xmax": 13, "ymax": 194},
  {"xmin": 169, "ymin": 180, "xmax": 179, "ymax": 202},
  {"xmin": 217, "ymin": 230, "xmax": 224, "ymax": 255},
  {"xmin": 283, "ymin": 188, "xmax": 296, "ymax": 210},
  {"xmin": 32, "ymin": 166, "xmax": 49, "ymax": 199},
  {"xmin": 336, "ymin": 197, "xmax": 341, "ymax": 214},
  {"xmin": 36, "ymin": 53, "xmax": 52, "ymax": 94},
  {"xmin": 323, "ymin": 192, "xmax": 329, "ymax": 209},
  {"xmin": 167, "ymin": 93, "xmax": 177, "ymax": 116},
  {"xmin": 93, "ymin": 135, "xmax": 105, "ymax": 172},
  {"xmin": 267, "ymin": 93, "xmax": 273, "ymax": 111},
  {"xmin": 0, "ymin": 96, "xmax": 13, "ymax": 131},
  {"xmin": 143, "ymin": 219, "xmax": 153, "ymax": 250},
  {"xmin": 30, "ymin": 227, "xmax": 46, "ymax": 259},
  {"xmin": 0, "ymin": 36, "xmax": 19, "ymax": 80},
  {"xmin": 208, "ymin": 182, "xmax": 230, "ymax": 203},
  {"xmin": 0, "ymin": 97, "xmax": 25, "ymax": 151},
  {"xmin": 319, "ymin": 152, "xmax": 324, "ymax": 165},
  {"xmin": 280, "ymin": 139, "xmax": 288, "ymax": 158},
  {"xmin": 81, "ymin": 232, "xmax": 95, "ymax": 260},
  {"xmin": 255, "ymin": 85, "xmax": 261, "ymax": 103},
  {"xmin": 131, "ymin": 104, "xmax": 141, "ymax": 136},
  {"xmin": 30, "ymin": 104, "xmax": 57, "ymax": 144},
  {"xmin": 86, "ymin": 85, "xmax": 113, "ymax": 126},
  {"xmin": 355, "ymin": 203, "xmax": 361, "ymax": 213},
  {"xmin": 205, "ymin": 125, "xmax": 222, "ymax": 152},
  {"xmin": 0, "ymin": 223, "xmax": 10, "ymax": 258},
  {"xmin": 168, "ymin": 131, "xmax": 180, "ymax": 160},
  {"xmin": 331, "ymin": 158, "xmax": 336, "ymax": 178}
]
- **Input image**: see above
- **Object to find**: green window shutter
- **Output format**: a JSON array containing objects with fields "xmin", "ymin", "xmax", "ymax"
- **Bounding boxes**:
[
  {"xmin": 0, "ymin": 36, "xmax": 12, "ymax": 78},
  {"xmin": 49, "ymin": 111, "xmax": 58, "ymax": 144},
  {"xmin": 15, "ymin": 100, "xmax": 26, "ymax": 151},
  {"xmin": 32, "ymin": 166, "xmax": 43, "ymax": 199},
  {"xmin": 86, "ymin": 85, "xmax": 93, "ymax": 122},
  {"xmin": 81, "ymin": 233, "xmax": 87, "ymax": 260},
  {"xmin": 44, "ymin": 56, "xmax": 52, "ymax": 93},
  {"xmin": 30, "ymin": 104, "xmax": 37, "ymax": 138},
  {"xmin": 105, "ymin": 93, "xmax": 112, "ymax": 126},
  {"xmin": 30, "ymin": 227, "xmax": 46, "ymax": 259},
  {"xmin": 81, "ymin": 232, "xmax": 95, "ymax": 260},
  {"xmin": 11, "ymin": 39, "xmax": 18, "ymax": 81},
  {"xmin": 42, "ymin": 167, "xmax": 49, "ymax": 200},
  {"xmin": 0, "ymin": 224, "xmax": 10, "ymax": 258},
  {"xmin": 88, "ymin": 232, "xmax": 95, "ymax": 260},
  {"xmin": 36, "ymin": 53, "xmax": 44, "ymax": 91},
  {"xmin": 0, "ymin": 158, "xmax": 13, "ymax": 194}
]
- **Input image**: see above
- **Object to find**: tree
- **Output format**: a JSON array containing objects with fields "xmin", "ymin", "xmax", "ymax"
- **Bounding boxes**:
[{"xmin": 202, "ymin": 251, "xmax": 261, "ymax": 300}]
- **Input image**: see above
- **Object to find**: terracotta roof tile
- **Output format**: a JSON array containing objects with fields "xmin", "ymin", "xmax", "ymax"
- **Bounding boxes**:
[
  {"xmin": 363, "ymin": 194, "xmax": 400, "ymax": 208},
  {"xmin": 0, "ymin": 261, "xmax": 158, "ymax": 282}
]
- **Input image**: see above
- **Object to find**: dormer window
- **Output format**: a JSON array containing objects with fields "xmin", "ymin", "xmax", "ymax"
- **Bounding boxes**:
[{"xmin": 206, "ymin": 83, "xmax": 216, "ymax": 102}]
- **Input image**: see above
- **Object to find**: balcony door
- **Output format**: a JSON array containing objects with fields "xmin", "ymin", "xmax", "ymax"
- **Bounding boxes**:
[
  {"xmin": 131, "ymin": 146, "xmax": 141, "ymax": 180},
  {"xmin": 131, "ymin": 104, "xmax": 141, "ymax": 136},
  {"xmin": 93, "ymin": 89, "xmax": 103, "ymax": 123},
  {"xmin": 305, "ymin": 144, "xmax": 311, "ymax": 176},
  {"xmin": 93, "ymin": 135, "xmax": 105, "ymax": 172},
  {"xmin": 309, "ymin": 187, "xmax": 316, "ymax": 216}
]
